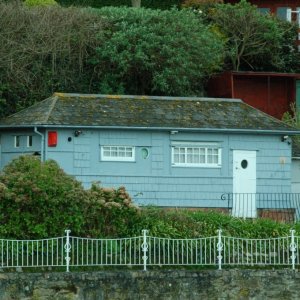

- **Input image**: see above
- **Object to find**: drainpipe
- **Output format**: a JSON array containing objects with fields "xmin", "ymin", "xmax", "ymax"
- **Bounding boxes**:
[{"xmin": 34, "ymin": 127, "xmax": 45, "ymax": 162}]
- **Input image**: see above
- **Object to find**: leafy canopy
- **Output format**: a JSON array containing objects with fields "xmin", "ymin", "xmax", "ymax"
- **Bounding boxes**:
[
  {"xmin": 88, "ymin": 7, "xmax": 224, "ymax": 96},
  {"xmin": 208, "ymin": 0, "xmax": 300, "ymax": 72}
]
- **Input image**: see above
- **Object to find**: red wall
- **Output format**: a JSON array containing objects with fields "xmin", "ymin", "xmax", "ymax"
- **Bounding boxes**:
[
  {"xmin": 225, "ymin": 0, "xmax": 300, "ymax": 11},
  {"xmin": 207, "ymin": 72, "xmax": 296, "ymax": 119},
  {"xmin": 232, "ymin": 75, "xmax": 294, "ymax": 119}
]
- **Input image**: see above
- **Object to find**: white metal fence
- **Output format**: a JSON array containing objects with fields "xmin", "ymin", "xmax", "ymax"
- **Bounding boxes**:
[{"xmin": 0, "ymin": 229, "xmax": 299, "ymax": 272}]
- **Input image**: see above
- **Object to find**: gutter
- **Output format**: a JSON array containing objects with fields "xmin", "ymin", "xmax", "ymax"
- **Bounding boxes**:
[
  {"xmin": 34, "ymin": 127, "xmax": 45, "ymax": 162},
  {"xmin": 2, "ymin": 125, "xmax": 300, "ymax": 136}
]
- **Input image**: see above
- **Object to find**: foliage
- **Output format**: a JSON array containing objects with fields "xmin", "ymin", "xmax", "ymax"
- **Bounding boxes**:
[
  {"xmin": 0, "ymin": 156, "xmax": 86, "ymax": 238},
  {"xmin": 282, "ymin": 103, "xmax": 300, "ymax": 149},
  {"xmin": 89, "ymin": 7, "xmax": 224, "ymax": 96},
  {"xmin": 182, "ymin": 0, "xmax": 222, "ymax": 10},
  {"xmin": 57, "ymin": 0, "xmax": 182, "ymax": 10},
  {"xmin": 0, "ymin": 2, "xmax": 223, "ymax": 117},
  {"xmin": 0, "ymin": 156, "xmax": 139, "ymax": 239},
  {"xmin": 0, "ymin": 1, "xmax": 106, "ymax": 118},
  {"xmin": 207, "ymin": 0, "xmax": 300, "ymax": 72},
  {"xmin": 84, "ymin": 184, "xmax": 139, "ymax": 237},
  {"xmin": 126, "ymin": 207, "xmax": 292, "ymax": 238},
  {"xmin": 24, "ymin": 0, "xmax": 58, "ymax": 7}
]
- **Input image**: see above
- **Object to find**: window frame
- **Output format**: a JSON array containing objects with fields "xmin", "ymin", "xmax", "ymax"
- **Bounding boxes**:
[
  {"xmin": 27, "ymin": 135, "xmax": 33, "ymax": 148},
  {"xmin": 14, "ymin": 136, "xmax": 20, "ymax": 148},
  {"xmin": 171, "ymin": 142, "xmax": 222, "ymax": 168},
  {"xmin": 100, "ymin": 145, "xmax": 135, "ymax": 162}
]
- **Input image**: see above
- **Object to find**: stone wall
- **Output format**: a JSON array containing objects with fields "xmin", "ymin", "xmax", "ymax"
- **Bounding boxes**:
[{"xmin": 0, "ymin": 269, "xmax": 300, "ymax": 300}]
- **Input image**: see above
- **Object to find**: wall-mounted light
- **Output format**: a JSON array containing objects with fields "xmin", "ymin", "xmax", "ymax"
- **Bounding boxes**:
[
  {"xmin": 281, "ymin": 135, "xmax": 291, "ymax": 144},
  {"xmin": 170, "ymin": 130, "xmax": 179, "ymax": 135},
  {"xmin": 74, "ymin": 130, "xmax": 82, "ymax": 137}
]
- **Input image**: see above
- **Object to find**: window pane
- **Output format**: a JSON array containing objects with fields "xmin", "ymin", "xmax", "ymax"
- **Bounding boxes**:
[
  {"xmin": 172, "ymin": 144, "xmax": 220, "ymax": 166},
  {"xmin": 277, "ymin": 7, "xmax": 289, "ymax": 20},
  {"xmin": 174, "ymin": 154, "xmax": 179, "ymax": 163},
  {"xmin": 15, "ymin": 136, "xmax": 20, "ymax": 148},
  {"xmin": 27, "ymin": 136, "xmax": 33, "ymax": 147},
  {"xmin": 102, "ymin": 146, "xmax": 134, "ymax": 161},
  {"xmin": 180, "ymin": 153, "xmax": 185, "ymax": 163}
]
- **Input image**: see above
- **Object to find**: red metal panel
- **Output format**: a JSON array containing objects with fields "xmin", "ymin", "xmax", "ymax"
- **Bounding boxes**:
[
  {"xmin": 207, "ymin": 72, "xmax": 297, "ymax": 119},
  {"xmin": 206, "ymin": 72, "xmax": 233, "ymax": 98}
]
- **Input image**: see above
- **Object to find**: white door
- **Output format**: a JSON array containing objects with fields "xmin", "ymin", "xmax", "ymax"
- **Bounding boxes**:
[{"xmin": 232, "ymin": 150, "xmax": 257, "ymax": 218}]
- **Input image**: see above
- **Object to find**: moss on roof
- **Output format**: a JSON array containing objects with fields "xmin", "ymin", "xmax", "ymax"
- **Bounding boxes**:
[{"xmin": 0, "ymin": 93, "xmax": 298, "ymax": 133}]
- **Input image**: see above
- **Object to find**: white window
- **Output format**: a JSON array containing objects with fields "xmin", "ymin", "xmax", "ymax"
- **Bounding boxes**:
[
  {"xmin": 171, "ymin": 142, "xmax": 221, "ymax": 167},
  {"xmin": 14, "ymin": 136, "xmax": 20, "ymax": 148},
  {"xmin": 101, "ymin": 146, "xmax": 135, "ymax": 162},
  {"xmin": 27, "ymin": 136, "xmax": 33, "ymax": 147}
]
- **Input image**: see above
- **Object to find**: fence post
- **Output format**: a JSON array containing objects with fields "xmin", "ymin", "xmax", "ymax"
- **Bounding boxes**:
[
  {"xmin": 64, "ymin": 229, "xmax": 71, "ymax": 272},
  {"xmin": 141, "ymin": 229, "xmax": 149, "ymax": 271},
  {"xmin": 217, "ymin": 229, "xmax": 223, "ymax": 270},
  {"xmin": 290, "ymin": 229, "xmax": 296, "ymax": 270}
]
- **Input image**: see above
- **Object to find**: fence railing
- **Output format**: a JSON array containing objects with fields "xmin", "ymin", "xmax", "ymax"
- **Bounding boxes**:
[
  {"xmin": 0, "ymin": 229, "xmax": 300, "ymax": 272},
  {"xmin": 221, "ymin": 193, "xmax": 300, "ymax": 222}
]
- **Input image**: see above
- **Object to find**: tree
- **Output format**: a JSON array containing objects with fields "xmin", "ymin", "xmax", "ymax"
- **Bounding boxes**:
[
  {"xmin": 282, "ymin": 104, "xmax": 300, "ymax": 150},
  {"xmin": 24, "ymin": 0, "xmax": 58, "ymax": 7},
  {"xmin": 131, "ymin": 0, "xmax": 141, "ymax": 7},
  {"xmin": 208, "ymin": 0, "xmax": 300, "ymax": 72},
  {"xmin": 0, "ymin": 2, "xmax": 106, "ymax": 117},
  {"xmin": 90, "ymin": 7, "xmax": 224, "ymax": 96}
]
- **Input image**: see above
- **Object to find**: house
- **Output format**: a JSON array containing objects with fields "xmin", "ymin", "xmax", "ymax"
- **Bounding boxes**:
[
  {"xmin": 0, "ymin": 93, "xmax": 299, "ymax": 218},
  {"xmin": 225, "ymin": 0, "xmax": 300, "ymax": 49}
]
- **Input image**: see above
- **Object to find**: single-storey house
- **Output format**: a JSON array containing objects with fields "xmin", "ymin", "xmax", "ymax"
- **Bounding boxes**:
[{"xmin": 0, "ymin": 93, "xmax": 299, "ymax": 219}]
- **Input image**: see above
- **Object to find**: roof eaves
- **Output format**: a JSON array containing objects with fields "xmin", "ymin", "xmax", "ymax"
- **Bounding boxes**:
[{"xmin": 0, "ymin": 125, "xmax": 299, "ymax": 135}]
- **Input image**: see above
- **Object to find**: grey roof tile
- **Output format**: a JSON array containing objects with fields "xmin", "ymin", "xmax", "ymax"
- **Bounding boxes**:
[{"xmin": 0, "ymin": 93, "xmax": 298, "ymax": 133}]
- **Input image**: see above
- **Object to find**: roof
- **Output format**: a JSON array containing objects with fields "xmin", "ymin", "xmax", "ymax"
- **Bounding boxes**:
[
  {"xmin": 0, "ymin": 93, "xmax": 299, "ymax": 134},
  {"xmin": 230, "ymin": 71, "xmax": 300, "ymax": 79}
]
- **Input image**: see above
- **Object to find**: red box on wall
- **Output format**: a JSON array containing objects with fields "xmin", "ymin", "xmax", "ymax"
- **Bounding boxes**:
[{"xmin": 48, "ymin": 131, "xmax": 57, "ymax": 147}]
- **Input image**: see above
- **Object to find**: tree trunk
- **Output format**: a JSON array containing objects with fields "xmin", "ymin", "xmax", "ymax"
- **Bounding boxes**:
[{"xmin": 131, "ymin": 0, "xmax": 141, "ymax": 7}]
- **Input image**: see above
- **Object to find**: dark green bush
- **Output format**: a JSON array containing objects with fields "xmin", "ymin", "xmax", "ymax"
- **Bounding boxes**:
[
  {"xmin": 89, "ymin": 6, "xmax": 224, "ymax": 96},
  {"xmin": 84, "ymin": 184, "xmax": 139, "ymax": 237},
  {"xmin": 57, "ymin": 0, "xmax": 182, "ymax": 10},
  {"xmin": 0, "ymin": 2, "xmax": 106, "ymax": 117},
  {"xmin": 127, "ymin": 208, "xmax": 292, "ymax": 238},
  {"xmin": 0, "ymin": 156, "xmax": 87, "ymax": 238},
  {"xmin": 0, "ymin": 156, "xmax": 139, "ymax": 239}
]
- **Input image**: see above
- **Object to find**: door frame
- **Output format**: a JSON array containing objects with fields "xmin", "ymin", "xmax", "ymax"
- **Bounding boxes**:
[{"xmin": 232, "ymin": 150, "xmax": 257, "ymax": 218}]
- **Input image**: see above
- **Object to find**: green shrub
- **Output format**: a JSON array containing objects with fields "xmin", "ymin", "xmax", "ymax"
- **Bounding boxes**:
[
  {"xmin": 127, "ymin": 208, "xmax": 292, "ymax": 238},
  {"xmin": 0, "ymin": 2, "xmax": 106, "ymax": 118},
  {"xmin": 0, "ymin": 156, "xmax": 139, "ymax": 239},
  {"xmin": 57, "ymin": 0, "xmax": 182, "ymax": 10},
  {"xmin": 89, "ymin": 7, "xmax": 224, "ymax": 96},
  {"xmin": 24, "ymin": 0, "xmax": 58, "ymax": 7},
  {"xmin": 0, "ymin": 156, "xmax": 87, "ymax": 238},
  {"xmin": 84, "ymin": 183, "xmax": 140, "ymax": 237}
]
